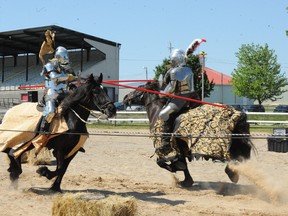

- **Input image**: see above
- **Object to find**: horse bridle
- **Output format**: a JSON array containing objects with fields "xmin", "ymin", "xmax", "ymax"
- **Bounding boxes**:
[{"xmin": 69, "ymin": 101, "xmax": 113, "ymax": 124}]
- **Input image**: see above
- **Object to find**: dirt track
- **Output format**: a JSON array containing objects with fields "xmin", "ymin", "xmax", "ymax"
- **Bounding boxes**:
[{"xmin": 0, "ymin": 129, "xmax": 288, "ymax": 216}]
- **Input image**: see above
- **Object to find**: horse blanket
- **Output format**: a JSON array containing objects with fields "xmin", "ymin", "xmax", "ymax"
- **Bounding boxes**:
[
  {"xmin": 0, "ymin": 102, "xmax": 87, "ymax": 159},
  {"xmin": 151, "ymin": 105, "xmax": 242, "ymax": 161}
]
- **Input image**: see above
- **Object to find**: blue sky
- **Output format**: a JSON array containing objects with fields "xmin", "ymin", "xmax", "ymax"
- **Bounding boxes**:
[{"xmin": 0, "ymin": 0, "xmax": 287, "ymax": 81}]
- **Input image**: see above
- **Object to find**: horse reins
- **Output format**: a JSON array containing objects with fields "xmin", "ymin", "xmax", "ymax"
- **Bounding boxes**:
[{"xmin": 70, "ymin": 102, "xmax": 111, "ymax": 124}]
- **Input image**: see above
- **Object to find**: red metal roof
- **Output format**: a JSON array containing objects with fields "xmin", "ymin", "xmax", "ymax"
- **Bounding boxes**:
[{"xmin": 205, "ymin": 67, "xmax": 231, "ymax": 85}]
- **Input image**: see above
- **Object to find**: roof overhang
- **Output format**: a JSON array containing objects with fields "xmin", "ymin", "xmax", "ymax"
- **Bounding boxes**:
[{"xmin": 0, "ymin": 25, "xmax": 120, "ymax": 57}]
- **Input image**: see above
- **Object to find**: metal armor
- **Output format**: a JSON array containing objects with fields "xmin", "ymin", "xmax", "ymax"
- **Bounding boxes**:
[
  {"xmin": 170, "ymin": 49, "xmax": 186, "ymax": 67},
  {"xmin": 159, "ymin": 66, "xmax": 194, "ymax": 121},
  {"xmin": 41, "ymin": 58, "xmax": 73, "ymax": 123}
]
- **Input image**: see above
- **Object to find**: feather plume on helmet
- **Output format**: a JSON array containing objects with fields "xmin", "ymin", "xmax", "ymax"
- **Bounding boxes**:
[{"xmin": 185, "ymin": 38, "xmax": 206, "ymax": 57}]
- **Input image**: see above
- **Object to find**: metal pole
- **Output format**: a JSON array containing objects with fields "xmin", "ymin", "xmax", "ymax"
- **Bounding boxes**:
[
  {"xmin": 201, "ymin": 56, "xmax": 205, "ymax": 101},
  {"xmin": 199, "ymin": 52, "xmax": 206, "ymax": 101},
  {"xmin": 143, "ymin": 67, "xmax": 148, "ymax": 79}
]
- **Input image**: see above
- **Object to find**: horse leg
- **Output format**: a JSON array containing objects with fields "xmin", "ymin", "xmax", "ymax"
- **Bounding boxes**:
[
  {"xmin": 225, "ymin": 164, "xmax": 239, "ymax": 183},
  {"xmin": 6, "ymin": 152, "xmax": 22, "ymax": 189},
  {"xmin": 157, "ymin": 157, "xmax": 194, "ymax": 187},
  {"xmin": 36, "ymin": 149, "xmax": 64, "ymax": 180},
  {"xmin": 37, "ymin": 150, "xmax": 77, "ymax": 192},
  {"xmin": 172, "ymin": 139, "xmax": 194, "ymax": 187},
  {"xmin": 156, "ymin": 158, "xmax": 175, "ymax": 172},
  {"xmin": 181, "ymin": 168, "xmax": 194, "ymax": 187},
  {"xmin": 49, "ymin": 155, "xmax": 75, "ymax": 192},
  {"xmin": 171, "ymin": 157, "xmax": 194, "ymax": 187}
]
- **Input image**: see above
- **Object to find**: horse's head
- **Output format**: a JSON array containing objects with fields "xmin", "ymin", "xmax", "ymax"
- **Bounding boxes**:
[
  {"xmin": 84, "ymin": 73, "xmax": 116, "ymax": 118},
  {"xmin": 123, "ymin": 81, "xmax": 160, "ymax": 106},
  {"xmin": 62, "ymin": 73, "xmax": 116, "ymax": 118}
]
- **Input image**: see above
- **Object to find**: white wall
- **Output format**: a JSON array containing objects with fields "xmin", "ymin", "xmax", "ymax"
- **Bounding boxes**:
[
  {"xmin": 84, "ymin": 38, "xmax": 120, "ymax": 101},
  {"xmin": 204, "ymin": 84, "xmax": 253, "ymax": 105}
]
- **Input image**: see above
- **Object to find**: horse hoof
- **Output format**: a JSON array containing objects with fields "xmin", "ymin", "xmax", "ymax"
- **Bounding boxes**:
[
  {"xmin": 225, "ymin": 166, "xmax": 239, "ymax": 183},
  {"xmin": 79, "ymin": 147, "xmax": 85, "ymax": 153},
  {"xmin": 180, "ymin": 179, "xmax": 194, "ymax": 188},
  {"xmin": 36, "ymin": 166, "xmax": 48, "ymax": 176},
  {"xmin": 9, "ymin": 180, "xmax": 19, "ymax": 190}
]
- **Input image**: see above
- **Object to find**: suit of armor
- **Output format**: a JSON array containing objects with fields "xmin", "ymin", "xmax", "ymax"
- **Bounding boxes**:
[
  {"xmin": 159, "ymin": 66, "xmax": 194, "ymax": 121},
  {"xmin": 158, "ymin": 49, "xmax": 195, "ymax": 154},
  {"xmin": 41, "ymin": 59, "xmax": 74, "ymax": 123},
  {"xmin": 40, "ymin": 46, "xmax": 76, "ymax": 129}
]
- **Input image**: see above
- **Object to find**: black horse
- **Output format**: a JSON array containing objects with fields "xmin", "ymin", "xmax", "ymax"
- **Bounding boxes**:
[
  {"xmin": 3, "ymin": 73, "xmax": 116, "ymax": 192},
  {"xmin": 123, "ymin": 81, "xmax": 254, "ymax": 187}
]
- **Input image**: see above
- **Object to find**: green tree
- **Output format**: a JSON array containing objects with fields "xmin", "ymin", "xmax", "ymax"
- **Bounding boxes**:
[
  {"xmin": 232, "ymin": 43, "xmax": 288, "ymax": 105},
  {"xmin": 153, "ymin": 54, "xmax": 214, "ymax": 98}
]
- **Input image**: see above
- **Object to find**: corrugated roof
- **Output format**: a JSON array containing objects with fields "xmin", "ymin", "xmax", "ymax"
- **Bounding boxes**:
[
  {"xmin": 0, "ymin": 25, "xmax": 120, "ymax": 57},
  {"xmin": 205, "ymin": 67, "xmax": 232, "ymax": 85}
]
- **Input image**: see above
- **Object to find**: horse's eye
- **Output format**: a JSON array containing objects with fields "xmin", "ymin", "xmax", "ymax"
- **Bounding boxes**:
[{"xmin": 93, "ymin": 87, "xmax": 101, "ymax": 94}]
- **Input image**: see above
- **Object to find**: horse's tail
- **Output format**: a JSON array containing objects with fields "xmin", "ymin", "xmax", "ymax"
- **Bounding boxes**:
[{"xmin": 229, "ymin": 112, "xmax": 256, "ymax": 161}]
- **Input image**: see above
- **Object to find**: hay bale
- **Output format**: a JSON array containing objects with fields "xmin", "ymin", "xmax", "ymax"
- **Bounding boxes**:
[
  {"xmin": 21, "ymin": 147, "xmax": 52, "ymax": 165},
  {"xmin": 52, "ymin": 193, "xmax": 137, "ymax": 216}
]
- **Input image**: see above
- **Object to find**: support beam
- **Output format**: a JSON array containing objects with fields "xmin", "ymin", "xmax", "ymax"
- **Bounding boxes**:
[
  {"xmin": 26, "ymin": 53, "xmax": 29, "ymax": 81},
  {"xmin": 1, "ymin": 56, "xmax": 4, "ymax": 82}
]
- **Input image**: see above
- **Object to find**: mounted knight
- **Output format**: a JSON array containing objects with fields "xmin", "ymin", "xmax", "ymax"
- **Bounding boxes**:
[
  {"xmin": 33, "ymin": 46, "xmax": 77, "ymax": 151},
  {"xmin": 157, "ymin": 39, "xmax": 206, "ymax": 155}
]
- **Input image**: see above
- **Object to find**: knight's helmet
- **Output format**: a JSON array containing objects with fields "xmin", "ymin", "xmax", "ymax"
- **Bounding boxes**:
[
  {"xmin": 170, "ymin": 49, "xmax": 186, "ymax": 67},
  {"xmin": 54, "ymin": 46, "xmax": 70, "ymax": 68}
]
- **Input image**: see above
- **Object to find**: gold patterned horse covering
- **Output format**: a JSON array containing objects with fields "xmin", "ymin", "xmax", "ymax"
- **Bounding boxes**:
[
  {"xmin": 0, "ymin": 102, "xmax": 87, "ymax": 158},
  {"xmin": 151, "ymin": 105, "xmax": 242, "ymax": 161}
]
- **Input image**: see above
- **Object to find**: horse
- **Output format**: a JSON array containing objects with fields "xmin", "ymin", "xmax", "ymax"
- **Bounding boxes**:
[
  {"xmin": 39, "ymin": 29, "xmax": 56, "ymax": 66},
  {"xmin": 1, "ymin": 73, "xmax": 116, "ymax": 192},
  {"xmin": 123, "ymin": 81, "xmax": 254, "ymax": 187}
]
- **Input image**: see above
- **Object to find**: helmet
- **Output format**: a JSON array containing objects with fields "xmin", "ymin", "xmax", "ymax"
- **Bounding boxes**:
[
  {"xmin": 54, "ymin": 46, "xmax": 69, "ymax": 67},
  {"xmin": 170, "ymin": 49, "xmax": 186, "ymax": 67}
]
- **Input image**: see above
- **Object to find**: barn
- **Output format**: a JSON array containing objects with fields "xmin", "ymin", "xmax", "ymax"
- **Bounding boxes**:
[{"xmin": 0, "ymin": 25, "xmax": 121, "ymax": 106}]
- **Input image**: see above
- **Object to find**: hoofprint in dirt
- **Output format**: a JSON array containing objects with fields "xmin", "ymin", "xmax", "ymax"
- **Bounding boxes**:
[{"xmin": 0, "ymin": 129, "xmax": 287, "ymax": 216}]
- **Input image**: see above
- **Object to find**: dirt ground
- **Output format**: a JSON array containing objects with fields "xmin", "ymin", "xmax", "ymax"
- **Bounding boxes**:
[{"xmin": 0, "ymin": 129, "xmax": 288, "ymax": 216}]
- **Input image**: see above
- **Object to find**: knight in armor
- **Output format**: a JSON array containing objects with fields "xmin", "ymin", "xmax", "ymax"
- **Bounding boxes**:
[
  {"xmin": 33, "ymin": 46, "xmax": 76, "ymax": 149},
  {"xmin": 157, "ymin": 49, "xmax": 195, "ymax": 154}
]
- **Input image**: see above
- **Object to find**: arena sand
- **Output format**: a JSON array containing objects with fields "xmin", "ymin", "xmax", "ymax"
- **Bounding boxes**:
[{"xmin": 0, "ymin": 129, "xmax": 287, "ymax": 216}]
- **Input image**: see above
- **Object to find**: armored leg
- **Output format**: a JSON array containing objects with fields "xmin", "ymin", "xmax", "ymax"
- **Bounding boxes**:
[{"xmin": 32, "ymin": 99, "xmax": 55, "ymax": 155}]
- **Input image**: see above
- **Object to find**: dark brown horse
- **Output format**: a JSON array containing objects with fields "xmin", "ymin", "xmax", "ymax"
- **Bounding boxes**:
[
  {"xmin": 123, "ymin": 81, "xmax": 254, "ymax": 187},
  {"xmin": 2, "ymin": 73, "xmax": 116, "ymax": 192}
]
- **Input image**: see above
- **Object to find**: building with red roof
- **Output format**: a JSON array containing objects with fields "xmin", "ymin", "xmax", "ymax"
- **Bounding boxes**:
[{"xmin": 205, "ymin": 67, "xmax": 232, "ymax": 85}]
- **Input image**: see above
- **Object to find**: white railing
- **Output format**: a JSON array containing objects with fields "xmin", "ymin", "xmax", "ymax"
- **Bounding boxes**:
[
  {"xmin": 87, "ymin": 111, "xmax": 288, "ymax": 125},
  {"xmin": 1, "ymin": 109, "xmax": 288, "ymax": 125}
]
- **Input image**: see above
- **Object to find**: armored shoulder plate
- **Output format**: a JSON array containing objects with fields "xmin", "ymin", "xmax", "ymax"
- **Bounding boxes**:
[{"xmin": 171, "ymin": 66, "xmax": 192, "ymax": 81}]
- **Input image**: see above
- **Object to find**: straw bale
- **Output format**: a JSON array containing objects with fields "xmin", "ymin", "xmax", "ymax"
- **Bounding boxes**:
[
  {"xmin": 22, "ymin": 147, "xmax": 52, "ymax": 165},
  {"xmin": 52, "ymin": 193, "xmax": 137, "ymax": 216}
]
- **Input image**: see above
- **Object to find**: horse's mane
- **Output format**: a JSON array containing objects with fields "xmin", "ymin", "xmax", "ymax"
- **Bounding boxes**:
[
  {"xmin": 61, "ymin": 74, "xmax": 97, "ymax": 115},
  {"xmin": 145, "ymin": 81, "xmax": 160, "ymax": 91}
]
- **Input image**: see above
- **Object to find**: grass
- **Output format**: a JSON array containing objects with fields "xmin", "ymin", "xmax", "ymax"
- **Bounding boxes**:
[
  {"xmin": 248, "ymin": 114, "xmax": 288, "ymax": 121},
  {"xmin": 87, "ymin": 112, "xmax": 288, "ymax": 134}
]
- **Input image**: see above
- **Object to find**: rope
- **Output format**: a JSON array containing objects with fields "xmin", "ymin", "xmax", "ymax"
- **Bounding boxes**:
[{"xmin": 0, "ymin": 128, "xmax": 284, "ymax": 139}]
